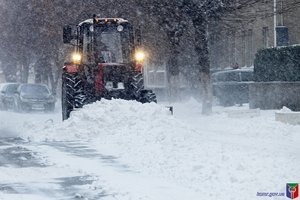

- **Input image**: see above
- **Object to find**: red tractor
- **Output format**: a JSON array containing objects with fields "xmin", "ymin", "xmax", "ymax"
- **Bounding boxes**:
[{"xmin": 62, "ymin": 15, "xmax": 156, "ymax": 120}]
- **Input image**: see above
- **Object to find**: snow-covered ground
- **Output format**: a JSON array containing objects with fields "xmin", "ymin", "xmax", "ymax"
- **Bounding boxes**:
[{"xmin": 0, "ymin": 99, "xmax": 299, "ymax": 200}]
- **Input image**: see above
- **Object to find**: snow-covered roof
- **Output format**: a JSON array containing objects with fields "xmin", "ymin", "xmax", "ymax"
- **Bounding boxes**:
[
  {"xmin": 78, "ymin": 18, "xmax": 128, "ymax": 26},
  {"xmin": 212, "ymin": 68, "xmax": 253, "ymax": 76}
]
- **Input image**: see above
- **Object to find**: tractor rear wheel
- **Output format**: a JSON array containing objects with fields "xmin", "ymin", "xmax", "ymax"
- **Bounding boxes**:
[{"xmin": 62, "ymin": 72, "xmax": 87, "ymax": 120}]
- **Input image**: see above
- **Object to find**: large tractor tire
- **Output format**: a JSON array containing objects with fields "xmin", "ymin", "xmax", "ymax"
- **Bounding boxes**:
[
  {"xmin": 130, "ymin": 73, "xmax": 144, "ymax": 98},
  {"xmin": 139, "ymin": 90, "xmax": 157, "ymax": 103},
  {"xmin": 130, "ymin": 73, "xmax": 157, "ymax": 103},
  {"xmin": 62, "ymin": 72, "xmax": 87, "ymax": 120}
]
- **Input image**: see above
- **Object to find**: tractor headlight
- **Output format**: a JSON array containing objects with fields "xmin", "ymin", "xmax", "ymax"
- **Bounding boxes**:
[
  {"xmin": 135, "ymin": 51, "xmax": 146, "ymax": 62},
  {"xmin": 72, "ymin": 53, "xmax": 82, "ymax": 64}
]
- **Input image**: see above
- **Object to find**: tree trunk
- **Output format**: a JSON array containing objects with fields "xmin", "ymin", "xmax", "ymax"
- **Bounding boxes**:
[
  {"xmin": 192, "ymin": 17, "xmax": 212, "ymax": 115},
  {"xmin": 166, "ymin": 35, "xmax": 181, "ymax": 102},
  {"xmin": 20, "ymin": 57, "xmax": 30, "ymax": 84},
  {"xmin": 200, "ymin": 72, "xmax": 212, "ymax": 115}
]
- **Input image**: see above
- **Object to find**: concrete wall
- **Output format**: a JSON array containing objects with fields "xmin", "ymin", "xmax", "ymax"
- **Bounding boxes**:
[{"xmin": 249, "ymin": 82, "xmax": 300, "ymax": 111}]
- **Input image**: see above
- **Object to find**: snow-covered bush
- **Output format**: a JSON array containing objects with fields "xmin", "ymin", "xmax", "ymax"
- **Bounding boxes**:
[{"xmin": 254, "ymin": 45, "xmax": 300, "ymax": 82}]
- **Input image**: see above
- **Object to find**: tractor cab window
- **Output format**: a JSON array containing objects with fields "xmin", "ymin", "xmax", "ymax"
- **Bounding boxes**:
[{"xmin": 94, "ymin": 25, "xmax": 130, "ymax": 64}]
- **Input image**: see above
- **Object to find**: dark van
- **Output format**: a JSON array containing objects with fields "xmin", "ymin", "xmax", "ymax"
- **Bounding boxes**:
[{"xmin": 212, "ymin": 68, "xmax": 253, "ymax": 106}]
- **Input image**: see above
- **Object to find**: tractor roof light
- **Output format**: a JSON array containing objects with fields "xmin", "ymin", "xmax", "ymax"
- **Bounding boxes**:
[
  {"xmin": 72, "ymin": 52, "xmax": 82, "ymax": 64},
  {"xmin": 135, "ymin": 51, "xmax": 146, "ymax": 63}
]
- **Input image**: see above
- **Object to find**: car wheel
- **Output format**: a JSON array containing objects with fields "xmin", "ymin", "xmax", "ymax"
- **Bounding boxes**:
[
  {"xmin": 0, "ymin": 101, "xmax": 5, "ymax": 111},
  {"xmin": 22, "ymin": 104, "xmax": 31, "ymax": 113},
  {"xmin": 13, "ymin": 99, "xmax": 19, "ymax": 112},
  {"xmin": 13, "ymin": 99, "xmax": 22, "ymax": 112}
]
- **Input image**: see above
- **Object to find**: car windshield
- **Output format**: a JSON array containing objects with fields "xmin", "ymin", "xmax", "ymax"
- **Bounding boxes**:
[
  {"xmin": 94, "ymin": 25, "xmax": 130, "ymax": 63},
  {"xmin": 5, "ymin": 84, "xmax": 19, "ymax": 94},
  {"xmin": 21, "ymin": 85, "xmax": 50, "ymax": 95}
]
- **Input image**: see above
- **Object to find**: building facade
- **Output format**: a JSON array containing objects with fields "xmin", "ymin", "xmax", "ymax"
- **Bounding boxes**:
[{"xmin": 209, "ymin": 0, "xmax": 300, "ymax": 70}]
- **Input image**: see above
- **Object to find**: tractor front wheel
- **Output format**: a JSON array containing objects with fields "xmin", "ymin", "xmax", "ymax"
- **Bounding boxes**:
[
  {"xmin": 139, "ymin": 90, "xmax": 157, "ymax": 103},
  {"xmin": 130, "ymin": 73, "xmax": 157, "ymax": 103}
]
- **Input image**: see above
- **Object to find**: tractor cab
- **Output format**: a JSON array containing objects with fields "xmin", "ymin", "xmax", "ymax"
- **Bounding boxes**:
[
  {"xmin": 81, "ymin": 18, "xmax": 133, "ymax": 65},
  {"xmin": 63, "ymin": 16, "xmax": 144, "ymax": 70}
]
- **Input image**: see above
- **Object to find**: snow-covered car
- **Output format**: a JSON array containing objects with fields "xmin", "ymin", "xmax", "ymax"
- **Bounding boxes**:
[
  {"xmin": 0, "ymin": 82, "xmax": 20, "ymax": 110},
  {"xmin": 14, "ymin": 83, "xmax": 56, "ymax": 112},
  {"xmin": 212, "ymin": 68, "xmax": 253, "ymax": 106}
]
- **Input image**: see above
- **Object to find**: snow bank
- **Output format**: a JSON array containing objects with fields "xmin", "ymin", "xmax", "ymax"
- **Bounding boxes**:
[
  {"xmin": 19, "ymin": 99, "xmax": 205, "ymax": 199},
  {"xmin": 275, "ymin": 106, "xmax": 300, "ymax": 125},
  {"xmin": 277, "ymin": 106, "xmax": 293, "ymax": 113},
  {"xmin": 18, "ymin": 99, "xmax": 300, "ymax": 200},
  {"xmin": 22, "ymin": 99, "xmax": 180, "ymax": 141},
  {"xmin": 22, "ymin": 100, "xmax": 201, "ymax": 183}
]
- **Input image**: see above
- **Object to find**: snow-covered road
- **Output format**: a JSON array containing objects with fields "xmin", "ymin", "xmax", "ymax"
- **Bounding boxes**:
[
  {"xmin": 0, "ymin": 137, "xmax": 110, "ymax": 200},
  {"xmin": 0, "ymin": 99, "xmax": 299, "ymax": 200}
]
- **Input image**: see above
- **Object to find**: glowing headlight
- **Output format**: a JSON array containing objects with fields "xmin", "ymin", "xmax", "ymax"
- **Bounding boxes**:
[
  {"xmin": 135, "ymin": 51, "xmax": 145, "ymax": 62},
  {"xmin": 72, "ymin": 53, "xmax": 82, "ymax": 64}
]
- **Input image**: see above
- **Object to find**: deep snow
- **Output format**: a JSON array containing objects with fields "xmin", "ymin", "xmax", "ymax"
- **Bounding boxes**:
[{"xmin": 0, "ymin": 99, "xmax": 299, "ymax": 199}]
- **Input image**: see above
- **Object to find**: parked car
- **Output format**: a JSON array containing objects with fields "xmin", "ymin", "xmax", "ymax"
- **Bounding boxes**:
[
  {"xmin": 0, "ymin": 83, "xmax": 20, "ymax": 110},
  {"xmin": 14, "ymin": 84, "xmax": 56, "ymax": 112},
  {"xmin": 212, "ymin": 68, "xmax": 254, "ymax": 106}
]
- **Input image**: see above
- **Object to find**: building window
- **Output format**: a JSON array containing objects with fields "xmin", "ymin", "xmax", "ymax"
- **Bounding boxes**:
[
  {"xmin": 262, "ymin": 27, "xmax": 269, "ymax": 48},
  {"xmin": 230, "ymin": 30, "xmax": 237, "ymax": 66},
  {"xmin": 242, "ymin": 30, "xmax": 246, "ymax": 67}
]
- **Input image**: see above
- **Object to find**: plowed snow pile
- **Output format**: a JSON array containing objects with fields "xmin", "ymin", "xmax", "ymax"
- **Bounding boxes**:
[
  {"xmin": 23, "ymin": 99, "xmax": 192, "ymax": 141},
  {"xmin": 18, "ymin": 99, "xmax": 300, "ymax": 199}
]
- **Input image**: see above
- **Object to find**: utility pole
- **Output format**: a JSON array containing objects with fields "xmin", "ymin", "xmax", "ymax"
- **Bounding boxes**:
[
  {"xmin": 274, "ymin": 0, "xmax": 277, "ymax": 47},
  {"xmin": 280, "ymin": 1, "xmax": 284, "ymax": 26}
]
